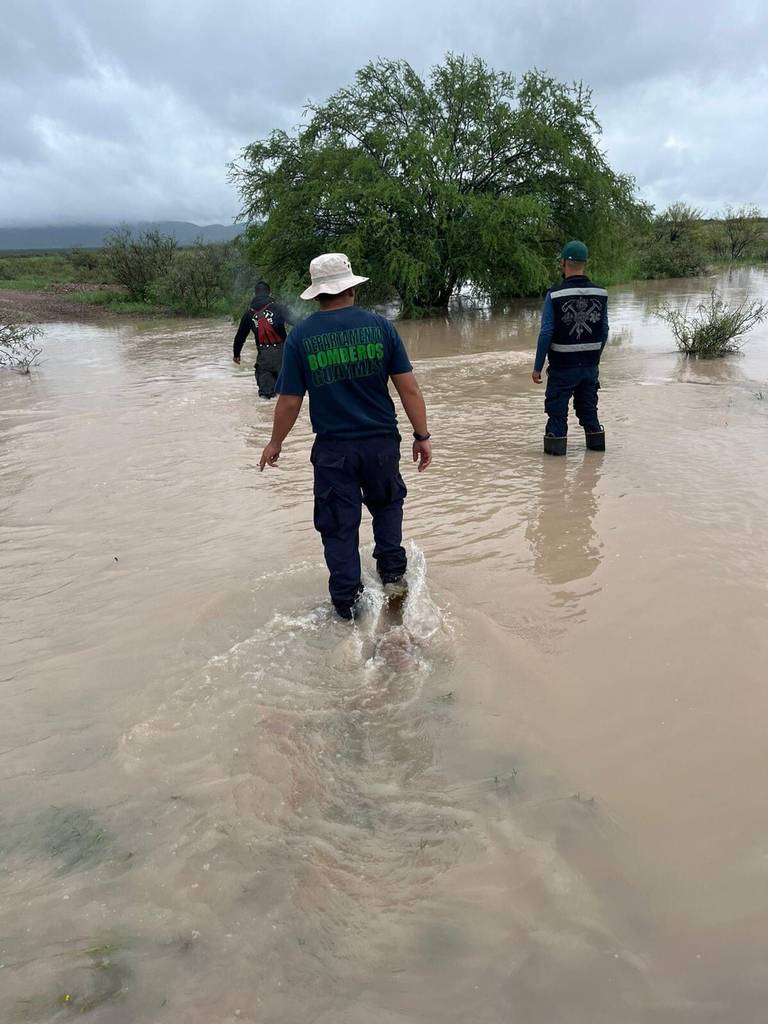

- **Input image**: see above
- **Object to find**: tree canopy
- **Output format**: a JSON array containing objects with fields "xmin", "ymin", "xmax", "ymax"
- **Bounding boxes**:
[
  {"xmin": 231, "ymin": 54, "xmax": 644, "ymax": 314},
  {"xmin": 721, "ymin": 204, "xmax": 764, "ymax": 261},
  {"xmin": 642, "ymin": 202, "xmax": 709, "ymax": 279}
]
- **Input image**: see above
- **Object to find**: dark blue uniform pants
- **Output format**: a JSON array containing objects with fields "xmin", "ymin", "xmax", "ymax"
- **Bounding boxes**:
[
  {"xmin": 545, "ymin": 366, "xmax": 601, "ymax": 437},
  {"xmin": 311, "ymin": 436, "xmax": 408, "ymax": 610}
]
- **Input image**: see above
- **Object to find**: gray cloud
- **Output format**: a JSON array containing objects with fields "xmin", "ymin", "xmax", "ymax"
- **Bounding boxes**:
[{"xmin": 1, "ymin": 0, "xmax": 767, "ymax": 226}]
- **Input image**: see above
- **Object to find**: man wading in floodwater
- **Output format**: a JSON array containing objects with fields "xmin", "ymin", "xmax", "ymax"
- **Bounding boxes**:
[
  {"xmin": 233, "ymin": 280, "xmax": 298, "ymax": 398},
  {"xmin": 259, "ymin": 253, "xmax": 432, "ymax": 620},
  {"xmin": 532, "ymin": 241, "xmax": 609, "ymax": 455}
]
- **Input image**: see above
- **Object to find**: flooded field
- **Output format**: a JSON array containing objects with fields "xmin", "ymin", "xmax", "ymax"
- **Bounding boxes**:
[{"xmin": 1, "ymin": 269, "xmax": 767, "ymax": 1023}]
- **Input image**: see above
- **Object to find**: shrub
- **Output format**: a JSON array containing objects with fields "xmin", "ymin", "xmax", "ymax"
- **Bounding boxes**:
[
  {"xmin": 66, "ymin": 248, "xmax": 109, "ymax": 282},
  {"xmin": 153, "ymin": 240, "xmax": 232, "ymax": 314},
  {"xmin": 0, "ymin": 320, "xmax": 43, "ymax": 373},
  {"xmin": 104, "ymin": 227, "xmax": 178, "ymax": 301},
  {"xmin": 654, "ymin": 290, "xmax": 768, "ymax": 357}
]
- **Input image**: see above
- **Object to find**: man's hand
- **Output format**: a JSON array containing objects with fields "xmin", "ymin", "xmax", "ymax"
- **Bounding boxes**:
[
  {"xmin": 412, "ymin": 439, "xmax": 432, "ymax": 473},
  {"xmin": 233, "ymin": 355, "xmax": 241, "ymax": 365},
  {"xmin": 260, "ymin": 441, "xmax": 281, "ymax": 471},
  {"xmin": 259, "ymin": 395, "xmax": 303, "ymax": 473},
  {"xmin": 531, "ymin": 370, "xmax": 542, "ymax": 384}
]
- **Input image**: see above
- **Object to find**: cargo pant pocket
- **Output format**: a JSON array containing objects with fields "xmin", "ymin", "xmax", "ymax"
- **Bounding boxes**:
[
  {"xmin": 364, "ymin": 451, "xmax": 407, "ymax": 511},
  {"xmin": 313, "ymin": 485, "xmax": 338, "ymax": 535},
  {"xmin": 312, "ymin": 449, "xmax": 349, "ymax": 537}
]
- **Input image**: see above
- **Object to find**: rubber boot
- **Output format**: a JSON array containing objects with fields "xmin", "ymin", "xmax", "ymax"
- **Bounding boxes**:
[
  {"xmin": 543, "ymin": 434, "xmax": 567, "ymax": 456},
  {"xmin": 585, "ymin": 428, "xmax": 606, "ymax": 451}
]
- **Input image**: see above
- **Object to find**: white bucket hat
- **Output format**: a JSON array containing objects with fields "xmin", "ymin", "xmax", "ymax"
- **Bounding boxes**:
[{"xmin": 299, "ymin": 252, "xmax": 369, "ymax": 300}]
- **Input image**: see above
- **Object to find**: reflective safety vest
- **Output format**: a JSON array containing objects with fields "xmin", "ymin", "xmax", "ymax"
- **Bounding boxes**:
[{"xmin": 548, "ymin": 276, "xmax": 608, "ymax": 370}]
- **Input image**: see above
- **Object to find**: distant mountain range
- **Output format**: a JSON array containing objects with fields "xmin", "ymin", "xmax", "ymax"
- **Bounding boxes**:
[{"xmin": 0, "ymin": 221, "xmax": 245, "ymax": 251}]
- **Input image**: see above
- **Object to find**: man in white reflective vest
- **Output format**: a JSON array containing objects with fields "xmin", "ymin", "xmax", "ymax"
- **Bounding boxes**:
[{"xmin": 531, "ymin": 241, "xmax": 609, "ymax": 455}]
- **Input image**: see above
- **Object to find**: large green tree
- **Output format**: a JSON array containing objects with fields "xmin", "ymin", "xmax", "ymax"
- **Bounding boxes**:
[{"xmin": 231, "ymin": 54, "xmax": 642, "ymax": 315}]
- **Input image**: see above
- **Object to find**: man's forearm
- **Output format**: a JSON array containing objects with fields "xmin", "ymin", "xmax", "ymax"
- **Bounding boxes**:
[
  {"xmin": 270, "ymin": 395, "xmax": 303, "ymax": 445},
  {"xmin": 233, "ymin": 316, "xmax": 251, "ymax": 359},
  {"xmin": 399, "ymin": 383, "xmax": 428, "ymax": 436},
  {"xmin": 533, "ymin": 330, "xmax": 552, "ymax": 372},
  {"xmin": 534, "ymin": 295, "xmax": 554, "ymax": 372}
]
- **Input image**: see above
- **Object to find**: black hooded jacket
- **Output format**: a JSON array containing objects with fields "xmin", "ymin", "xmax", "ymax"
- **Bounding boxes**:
[{"xmin": 233, "ymin": 288, "xmax": 298, "ymax": 360}]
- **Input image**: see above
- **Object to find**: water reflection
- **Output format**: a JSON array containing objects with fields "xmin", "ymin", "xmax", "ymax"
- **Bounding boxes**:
[
  {"xmin": 675, "ymin": 350, "xmax": 755, "ymax": 388},
  {"xmin": 526, "ymin": 452, "xmax": 604, "ymax": 594},
  {"xmin": 400, "ymin": 302, "xmax": 540, "ymax": 360},
  {"xmin": 604, "ymin": 325, "xmax": 633, "ymax": 350}
]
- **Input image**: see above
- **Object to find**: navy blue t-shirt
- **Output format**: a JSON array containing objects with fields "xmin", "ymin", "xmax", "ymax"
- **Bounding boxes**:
[{"xmin": 276, "ymin": 306, "xmax": 413, "ymax": 440}]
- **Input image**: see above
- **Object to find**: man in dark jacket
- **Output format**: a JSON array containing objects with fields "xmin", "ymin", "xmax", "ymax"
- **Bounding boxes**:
[
  {"xmin": 233, "ymin": 280, "xmax": 298, "ymax": 398},
  {"xmin": 531, "ymin": 241, "xmax": 609, "ymax": 455}
]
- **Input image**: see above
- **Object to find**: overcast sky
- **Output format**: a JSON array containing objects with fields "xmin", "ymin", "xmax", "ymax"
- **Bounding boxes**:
[{"xmin": 2, "ymin": 0, "xmax": 767, "ymax": 226}]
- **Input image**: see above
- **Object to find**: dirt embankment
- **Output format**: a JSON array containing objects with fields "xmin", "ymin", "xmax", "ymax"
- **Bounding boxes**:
[{"xmin": 0, "ymin": 285, "xmax": 151, "ymax": 324}]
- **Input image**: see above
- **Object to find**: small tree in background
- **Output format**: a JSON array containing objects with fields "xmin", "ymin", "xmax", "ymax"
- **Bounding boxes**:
[
  {"xmin": 643, "ymin": 202, "xmax": 709, "ymax": 278},
  {"xmin": 0, "ymin": 320, "xmax": 43, "ymax": 373},
  {"xmin": 721, "ymin": 204, "xmax": 764, "ymax": 261},
  {"xmin": 654, "ymin": 290, "xmax": 768, "ymax": 357},
  {"xmin": 104, "ymin": 227, "xmax": 178, "ymax": 301}
]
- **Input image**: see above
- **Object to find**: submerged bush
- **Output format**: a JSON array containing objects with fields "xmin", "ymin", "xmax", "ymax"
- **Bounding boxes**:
[
  {"xmin": 0, "ymin": 319, "xmax": 43, "ymax": 373},
  {"xmin": 654, "ymin": 290, "xmax": 768, "ymax": 357}
]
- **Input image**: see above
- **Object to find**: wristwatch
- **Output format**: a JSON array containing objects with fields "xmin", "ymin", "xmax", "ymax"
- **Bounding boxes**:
[{"xmin": 413, "ymin": 432, "xmax": 431, "ymax": 442}]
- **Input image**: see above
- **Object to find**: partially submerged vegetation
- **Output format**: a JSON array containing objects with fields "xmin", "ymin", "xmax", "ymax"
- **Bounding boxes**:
[
  {"xmin": 230, "ymin": 53, "xmax": 768, "ymax": 315},
  {"xmin": 2, "ymin": 56, "xmax": 768, "ymax": 321},
  {"xmin": 639, "ymin": 202, "xmax": 768, "ymax": 280},
  {"xmin": 2, "ymin": 205, "xmax": 767, "ymax": 326},
  {"xmin": 231, "ymin": 54, "xmax": 643, "ymax": 315},
  {"xmin": 0, "ymin": 317, "xmax": 43, "ymax": 372},
  {"xmin": 654, "ymin": 290, "xmax": 768, "ymax": 358}
]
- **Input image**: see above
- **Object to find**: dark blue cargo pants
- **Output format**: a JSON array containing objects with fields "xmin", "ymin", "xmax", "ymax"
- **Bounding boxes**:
[
  {"xmin": 311, "ymin": 436, "xmax": 408, "ymax": 612},
  {"xmin": 545, "ymin": 366, "xmax": 601, "ymax": 437}
]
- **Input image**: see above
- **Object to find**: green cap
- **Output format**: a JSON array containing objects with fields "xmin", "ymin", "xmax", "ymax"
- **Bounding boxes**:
[{"xmin": 560, "ymin": 240, "xmax": 589, "ymax": 262}]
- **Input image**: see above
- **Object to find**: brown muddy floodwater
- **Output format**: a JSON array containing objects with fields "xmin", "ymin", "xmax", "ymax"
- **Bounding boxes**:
[{"xmin": 1, "ymin": 269, "xmax": 767, "ymax": 1023}]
